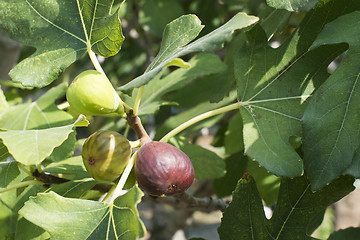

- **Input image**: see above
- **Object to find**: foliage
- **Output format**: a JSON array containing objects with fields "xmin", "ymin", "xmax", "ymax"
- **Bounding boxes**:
[{"xmin": 0, "ymin": 0, "xmax": 359, "ymax": 239}]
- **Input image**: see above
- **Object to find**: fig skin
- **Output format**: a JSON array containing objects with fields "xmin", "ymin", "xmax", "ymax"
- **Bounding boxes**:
[
  {"xmin": 66, "ymin": 70, "xmax": 124, "ymax": 117},
  {"xmin": 82, "ymin": 130, "xmax": 131, "ymax": 182},
  {"xmin": 134, "ymin": 141, "xmax": 194, "ymax": 196}
]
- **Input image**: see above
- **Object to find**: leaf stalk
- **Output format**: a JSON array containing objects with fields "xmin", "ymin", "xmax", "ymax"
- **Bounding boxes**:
[
  {"xmin": 160, "ymin": 102, "xmax": 240, "ymax": 143},
  {"xmin": 0, "ymin": 180, "xmax": 43, "ymax": 194}
]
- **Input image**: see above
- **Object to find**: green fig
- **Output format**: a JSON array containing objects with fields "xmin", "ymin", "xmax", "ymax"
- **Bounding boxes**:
[
  {"xmin": 66, "ymin": 70, "xmax": 124, "ymax": 117},
  {"xmin": 82, "ymin": 130, "xmax": 131, "ymax": 182}
]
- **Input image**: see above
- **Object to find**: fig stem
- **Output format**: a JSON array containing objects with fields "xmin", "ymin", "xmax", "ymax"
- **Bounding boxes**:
[
  {"xmin": 0, "ymin": 180, "xmax": 43, "ymax": 194},
  {"xmin": 88, "ymin": 48, "xmax": 106, "ymax": 75},
  {"xmin": 105, "ymin": 151, "xmax": 137, "ymax": 203},
  {"xmin": 160, "ymin": 102, "xmax": 240, "ymax": 143},
  {"xmin": 126, "ymin": 110, "xmax": 151, "ymax": 144}
]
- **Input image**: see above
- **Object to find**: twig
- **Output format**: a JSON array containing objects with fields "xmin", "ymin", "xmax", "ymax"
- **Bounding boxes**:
[
  {"xmin": 32, "ymin": 170, "xmax": 112, "ymax": 193},
  {"xmin": 144, "ymin": 192, "xmax": 228, "ymax": 212},
  {"xmin": 33, "ymin": 170, "xmax": 69, "ymax": 184}
]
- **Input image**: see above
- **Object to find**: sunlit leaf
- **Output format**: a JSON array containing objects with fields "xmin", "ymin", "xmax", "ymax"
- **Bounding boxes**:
[
  {"xmin": 0, "ymin": 115, "xmax": 88, "ymax": 165},
  {"xmin": 266, "ymin": 0, "xmax": 320, "ymax": 12},
  {"xmin": 119, "ymin": 12, "xmax": 258, "ymax": 90},
  {"xmin": 0, "ymin": 0, "xmax": 124, "ymax": 87},
  {"xmin": 247, "ymin": 160, "xmax": 280, "ymax": 206},
  {"xmin": 0, "ymin": 87, "xmax": 8, "ymax": 114},
  {"xmin": 20, "ymin": 187, "xmax": 145, "ymax": 240},
  {"xmin": 0, "ymin": 82, "xmax": 73, "ymax": 130},
  {"xmin": 124, "ymin": 53, "xmax": 227, "ymax": 115}
]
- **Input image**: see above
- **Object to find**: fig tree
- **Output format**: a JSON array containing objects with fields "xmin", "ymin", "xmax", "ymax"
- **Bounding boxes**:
[
  {"xmin": 134, "ymin": 141, "xmax": 194, "ymax": 196},
  {"xmin": 82, "ymin": 130, "xmax": 131, "ymax": 182},
  {"xmin": 66, "ymin": 70, "xmax": 125, "ymax": 117}
]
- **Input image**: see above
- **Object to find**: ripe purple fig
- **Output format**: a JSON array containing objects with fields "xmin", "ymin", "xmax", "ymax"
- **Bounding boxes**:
[
  {"xmin": 82, "ymin": 130, "xmax": 131, "ymax": 182},
  {"xmin": 134, "ymin": 141, "xmax": 194, "ymax": 196}
]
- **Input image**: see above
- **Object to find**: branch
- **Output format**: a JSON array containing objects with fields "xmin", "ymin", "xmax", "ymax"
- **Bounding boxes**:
[
  {"xmin": 144, "ymin": 192, "xmax": 228, "ymax": 212},
  {"xmin": 32, "ymin": 170, "xmax": 112, "ymax": 193}
]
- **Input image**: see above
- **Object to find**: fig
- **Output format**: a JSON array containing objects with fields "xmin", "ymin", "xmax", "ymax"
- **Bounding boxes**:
[
  {"xmin": 134, "ymin": 141, "xmax": 194, "ymax": 196},
  {"xmin": 82, "ymin": 130, "xmax": 131, "ymax": 182},
  {"xmin": 66, "ymin": 70, "xmax": 124, "ymax": 116}
]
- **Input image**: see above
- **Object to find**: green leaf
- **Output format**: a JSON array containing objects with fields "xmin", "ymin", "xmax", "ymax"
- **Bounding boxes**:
[
  {"xmin": 0, "ymin": 140, "xmax": 10, "ymax": 162},
  {"xmin": 218, "ymin": 175, "xmax": 268, "ymax": 240},
  {"xmin": 43, "ymin": 156, "xmax": 89, "ymax": 180},
  {"xmin": 170, "ymin": 136, "xmax": 226, "ymax": 179},
  {"xmin": 224, "ymin": 112, "xmax": 244, "ymax": 155},
  {"xmin": 48, "ymin": 178, "xmax": 97, "ymax": 199},
  {"xmin": 138, "ymin": 0, "xmax": 184, "ymax": 37},
  {"xmin": 15, "ymin": 217, "xmax": 50, "ymax": 240},
  {"xmin": 1, "ymin": 184, "xmax": 43, "ymax": 239},
  {"xmin": 19, "ymin": 187, "xmax": 145, "ymax": 240},
  {"xmin": 147, "ymin": 14, "xmax": 204, "ymax": 69},
  {"xmin": 0, "ymin": 161, "xmax": 19, "ymax": 188},
  {"xmin": 267, "ymin": 175, "xmax": 354, "ymax": 239},
  {"xmin": 303, "ymin": 11, "xmax": 360, "ymax": 189},
  {"xmin": 134, "ymin": 53, "xmax": 227, "ymax": 115},
  {"xmin": 247, "ymin": 160, "xmax": 281, "ymax": 206},
  {"xmin": 328, "ymin": 228, "xmax": 360, "ymax": 240},
  {"xmin": 213, "ymin": 152, "xmax": 248, "ymax": 198},
  {"xmin": 259, "ymin": 6, "xmax": 292, "ymax": 37},
  {"xmin": 266, "ymin": 0, "xmax": 320, "ymax": 12},
  {"xmin": 0, "ymin": 0, "xmax": 124, "ymax": 87},
  {"xmin": 0, "ymin": 87, "xmax": 8, "ymax": 113},
  {"xmin": 237, "ymin": 24, "xmax": 306, "ymax": 178},
  {"xmin": 119, "ymin": 12, "xmax": 259, "ymax": 90},
  {"xmin": 236, "ymin": 0, "xmax": 357, "ymax": 178},
  {"xmin": 218, "ymin": 174, "xmax": 354, "ymax": 239},
  {"xmin": 0, "ymin": 83, "xmax": 73, "ymax": 130},
  {"xmin": 48, "ymin": 131, "xmax": 77, "ymax": 162},
  {"xmin": 0, "ymin": 115, "xmax": 88, "ymax": 165},
  {"xmin": 181, "ymin": 142, "xmax": 226, "ymax": 180},
  {"xmin": 344, "ymin": 147, "xmax": 360, "ymax": 178}
]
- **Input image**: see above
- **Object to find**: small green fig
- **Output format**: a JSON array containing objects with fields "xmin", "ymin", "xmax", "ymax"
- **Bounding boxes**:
[
  {"xmin": 66, "ymin": 70, "xmax": 124, "ymax": 116},
  {"xmin": 82, "ymin": 130, "xmax": 131, "ymax": 182}
]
